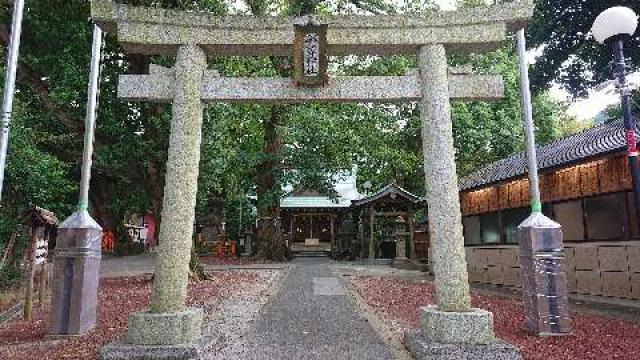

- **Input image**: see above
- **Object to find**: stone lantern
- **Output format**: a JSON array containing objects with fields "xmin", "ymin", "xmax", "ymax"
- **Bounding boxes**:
[{"xmin": 393, "ymin": 216, "xmax": 411, "ymax": 269}]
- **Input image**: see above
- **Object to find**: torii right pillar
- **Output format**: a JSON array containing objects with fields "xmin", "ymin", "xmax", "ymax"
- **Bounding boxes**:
[{"xmin": 405, "ymin": 44, "xmax": 521, "ymax": 359}]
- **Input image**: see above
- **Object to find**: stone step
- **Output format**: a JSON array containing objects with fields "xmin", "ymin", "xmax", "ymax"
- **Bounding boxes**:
[{"xmin": 293, "ymin": 251, "xmax": 330, "ymax": 258}]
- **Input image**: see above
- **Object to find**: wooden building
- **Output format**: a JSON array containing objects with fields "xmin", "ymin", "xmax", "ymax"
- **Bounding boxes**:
[
  {"xmin": 279, "ymin": 180, "xmax": 426, "ymax": 260},
  {"xmin": 280, "ymin": 174, "xmax": 361, "ymax": 255},
  {"xmin": 459, "ymin": 119, "xmax": 640, "ymax": 300},
  {"xmin": 351, "ymin": 183, "xmax": 424, "ymax": 260}
]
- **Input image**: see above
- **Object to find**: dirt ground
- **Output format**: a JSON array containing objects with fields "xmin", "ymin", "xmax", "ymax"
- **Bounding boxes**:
[
  {"xmin": 346, "ymin": 274, "xmax": 640, "ymax": 360},
  {"xmin": 0, "ymin": 271, "xmax": 262, "ymax": 360}
]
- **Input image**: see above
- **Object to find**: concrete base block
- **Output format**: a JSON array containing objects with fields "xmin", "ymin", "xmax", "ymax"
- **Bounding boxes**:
[
  {"xmin": 99, "ymin": 341, "xmax": 202, "ymax": 360},
  {"xmin": 127, "ymin": 308, "xmax": 203, "ymax": 345},
  {"xmin": 405, "ymin": 330, "xmax": 522, "ymax": 360},
  {"xmin": 420, "ymin": 305, "xmax": 495, "ymax": 344}
]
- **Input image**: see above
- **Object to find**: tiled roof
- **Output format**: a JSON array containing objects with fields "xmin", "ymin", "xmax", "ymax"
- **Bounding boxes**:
[
  {"xmin": 352, "ymin": 183, "xmax": 424, "ymax": 207},
  {"xmin": 22, "ymin": 206, "xmax": 59, "ymax": 226},
  {"xmin": 459, "ymin": 119, "xmax": 640, "ymax": 191},
  {"xmin": 281, "ymin": 170, "xmax": 362, "ymax": 209},
  {"xmin": 280, "ymin": 196, "xmax": 351, "ymax": 209}
]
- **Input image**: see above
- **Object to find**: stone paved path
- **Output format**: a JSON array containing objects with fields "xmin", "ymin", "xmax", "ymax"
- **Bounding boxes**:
[{"xmin": 239, "ymin": 257, "xmax": 394, "ymax": 360}]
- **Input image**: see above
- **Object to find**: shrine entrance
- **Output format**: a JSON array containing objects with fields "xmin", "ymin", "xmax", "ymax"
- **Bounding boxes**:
[
  {"xmin": 292, "ymin": 214, "xmax": 332, "ymax": 244},
  {"xmin": 91, "ymin": 0, "xmax": 534, "ymax": 354}
]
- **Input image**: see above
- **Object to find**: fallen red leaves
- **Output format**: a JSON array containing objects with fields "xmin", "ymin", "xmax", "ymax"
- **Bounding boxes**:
[
  {"xmin": 0, "ymin": 272, "xmax": 257, "ymax": 360},
  {"xmin": 349, "ymin": 276, "xmax": 640, "ymax": 360}
]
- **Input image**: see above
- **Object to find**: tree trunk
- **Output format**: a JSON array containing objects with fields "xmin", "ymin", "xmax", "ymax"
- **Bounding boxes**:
[
  {"xmin": 255, "ymin": 106, "xmax": 287, "ymax": 261},
  {"xmin": 0, "ymin": 229, "xmax": 18, "ymax": 271}
]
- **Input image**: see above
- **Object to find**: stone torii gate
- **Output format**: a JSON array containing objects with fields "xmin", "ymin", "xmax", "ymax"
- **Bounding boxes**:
[{"xmin": 92, "ymin": 0, "xmax": 533, "ymax": 358}]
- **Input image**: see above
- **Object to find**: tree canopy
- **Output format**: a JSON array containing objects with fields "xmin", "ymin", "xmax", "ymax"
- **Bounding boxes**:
[
  {"xmin": 527, "ymin": 0, "xmax": 640, "ymax": 98},
  {"xmin": 0, "ymin": 0, "xmax": 573, "ymax": 255}
]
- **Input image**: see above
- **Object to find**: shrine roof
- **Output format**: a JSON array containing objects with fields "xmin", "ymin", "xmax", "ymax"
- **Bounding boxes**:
[
  {"xmin": 352, "ymin": 183, "xmax": 424, "ymax": 208},
  {"xmin": 21, "ymin": 207, "xmax": 59, "ymax": 226},
  {"xmin": 459, "ymin": 119, "xmax": 640, "ymax": 191},
  {"xmin": 280, "ymin": 196, "xmax": 351, "ymax": 209},
  {"xmin": 281, "ymin": 171, "xmax": 361, "ymax": 209}
]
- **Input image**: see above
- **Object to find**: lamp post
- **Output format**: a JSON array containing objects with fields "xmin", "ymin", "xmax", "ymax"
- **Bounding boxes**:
[{"xmin": 592, "ymin": 7, "xmax": 640, "ymax": 222}]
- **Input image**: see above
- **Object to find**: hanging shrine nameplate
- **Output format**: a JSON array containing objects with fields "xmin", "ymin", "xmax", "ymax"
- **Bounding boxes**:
[{"xmin": 294, "ymin": 17, "xmax": 328, "ymax": 87}]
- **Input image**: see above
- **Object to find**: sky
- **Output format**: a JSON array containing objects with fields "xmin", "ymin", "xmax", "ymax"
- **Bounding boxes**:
[
  {"xmin": 433, "ymin": 0, "xmax": 636, "ymax": 122},
  {"xmin": 241, "ymin": 0, "xmax": 628, "ymax": 121},
  {"xmin": 434, "ymin": 0, "xmax": 455, "ymax": 10}
]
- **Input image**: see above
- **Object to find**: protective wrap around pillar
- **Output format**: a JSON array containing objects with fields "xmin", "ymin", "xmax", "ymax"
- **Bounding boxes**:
[
  {"xmin": 517, "ymin": 213, "xmax": 572, "ymax": 335},
  {"xmin": 49, "ymin": 210, "xmax": 102, "ymax": 335}
]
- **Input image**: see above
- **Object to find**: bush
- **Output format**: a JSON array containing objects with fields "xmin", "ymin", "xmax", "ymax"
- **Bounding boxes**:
[{"xmin": 0, "ymin": 266, "xmax": 23, "ymax": 290}]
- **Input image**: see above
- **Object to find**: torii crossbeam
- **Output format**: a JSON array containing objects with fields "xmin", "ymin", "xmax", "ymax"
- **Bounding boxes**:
[
  {"xmin": 92, "ymin": 0, "xmax": 532, "ymax": 56},
  {"xmin": 119, "ymin": 65, "xmax": 504, "ymax": 103}
]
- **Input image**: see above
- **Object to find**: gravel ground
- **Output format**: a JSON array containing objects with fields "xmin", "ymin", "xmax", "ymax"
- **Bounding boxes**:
[
  {"xmin": 227, "ymin": 257, "xmax": 395, "ymax": 360},
  {"xmin": 349, "ymin": 276, "xmax": 640, "ymax": 360},
  {"xmin": 0, "ymin": 271, "xmax": 259, "ymax": 359},
  {"xmin": 99, "ymin": 254, "xmax": 156, "ymax": 278},
  {"xmin": 202, "ymin": 269, "xmax": 288, "ymax": 359}
]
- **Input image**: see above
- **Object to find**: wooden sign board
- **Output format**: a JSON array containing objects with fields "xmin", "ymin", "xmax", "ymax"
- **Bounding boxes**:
[
  {"xmin": 293, "ymin": 17, "xmax": 328, "ymax": 87},
  {"xmin": 35, "ymin": 239, "xmax": 48, "ymax": 265}
]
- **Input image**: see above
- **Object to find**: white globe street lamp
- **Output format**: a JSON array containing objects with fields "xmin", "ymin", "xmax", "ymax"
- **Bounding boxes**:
[
  {"xmin": 592, "ymin": 7, "xmax": 638, "ymax": 44},
  {"xmin": 591, "ymin": 6, "xmax": 640, "ymax": 225}
]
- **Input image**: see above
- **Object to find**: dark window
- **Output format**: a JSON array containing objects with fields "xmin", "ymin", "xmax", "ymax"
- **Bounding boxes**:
[
  {"xmin": 463, "ymin": 216, "xmax": 481, "ymax": 245},
  {"xmin": 553, "ymin": 200, "xmax": 584, "ymax": 241},
  {"xmin": 542, "ymin": 203, "xmax": 553, "ymax": 218},
  {"xmin": 502, "ymin": 207, "xmax": 529, "ymax": 244},
  {"xmin": 480, "ymin": 212, "xmax": 501, "ymax": 244},
  {"xmin": 584, "ymin": 193, "xmax": 625, "ymax": 240}
]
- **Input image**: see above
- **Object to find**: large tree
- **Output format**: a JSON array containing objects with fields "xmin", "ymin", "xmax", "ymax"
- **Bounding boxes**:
[{"xmin": 0, "ymin": 0, "xmax": 571, "ymax": 263}]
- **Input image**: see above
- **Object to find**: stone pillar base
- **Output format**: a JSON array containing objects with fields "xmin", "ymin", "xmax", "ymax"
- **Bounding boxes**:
[
  {"xmin": 420, "ymin": 305, "xmax": 495, "ymax": 344},
  {"xmin": 127, "ymin": 308, "xmax": 203, "ymax": 345},
  {"xmin": 100, "ymin": 308, "xmax": 205, "ymax": 360},
  {"xmin": 100, "ymin": 341, "xmax": 203, "ymax": 360},
  {"xmin": 405, "ymin": 331, "xmax": 522, "ymax": 360},
  {"xmin": 405, "ymin": 306, "xmax": 522, "ymax": 359}
]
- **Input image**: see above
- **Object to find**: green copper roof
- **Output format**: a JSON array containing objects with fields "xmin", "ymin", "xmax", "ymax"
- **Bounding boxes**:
[{"xmin": 280, "ymin": 196, "xmax": 351, "ymax": 209}]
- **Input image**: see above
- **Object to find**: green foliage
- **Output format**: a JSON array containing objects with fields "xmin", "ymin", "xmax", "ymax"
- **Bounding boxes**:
[
  {"xmin": 0, "ymin": 265, "xmax": 22, "ymax": 289},
  {"xmin": 450, "ymin": 46, "xmax": 569, "ymax": 176},
  {"xmin": 604, "ymin": 88, "xmax": 640, "ymax": 122},
  {"xmin": 527, "ymin": 1, "xmax": 640, "ymax": 97},
  {"xmin": 0, "ymin": 93, "xmax": 77, "ymax": 247},
  {"xmin": 0, "ymin": 0, "xmax": 572, "ymax": 254}
]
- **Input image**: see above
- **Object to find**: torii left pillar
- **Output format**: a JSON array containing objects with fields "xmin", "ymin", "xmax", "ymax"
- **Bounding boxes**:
[{"xmin": 102, "ymin": 44, "xmax": 207, "ymax": 358}]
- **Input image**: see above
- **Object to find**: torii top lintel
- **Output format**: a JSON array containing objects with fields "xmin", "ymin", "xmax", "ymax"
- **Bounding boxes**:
[{"xmin": 91, "ymin": 0, "xmax": 533, "ymax": 57}]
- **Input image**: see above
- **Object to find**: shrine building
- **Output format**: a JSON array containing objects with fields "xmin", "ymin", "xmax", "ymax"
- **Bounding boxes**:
[
  {"xmin": 280, "ymin": 173, "xmax": 361, "ymax": 254},
  {"xmin": 459, "ymin": 119, "xmax": 640, "ymax": 300}
]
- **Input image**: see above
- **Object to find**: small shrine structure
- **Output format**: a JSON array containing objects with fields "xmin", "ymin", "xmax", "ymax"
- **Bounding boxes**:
[{"xmin": 351, "ymin": 183, "xmax": 423, "ymax": 261}]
